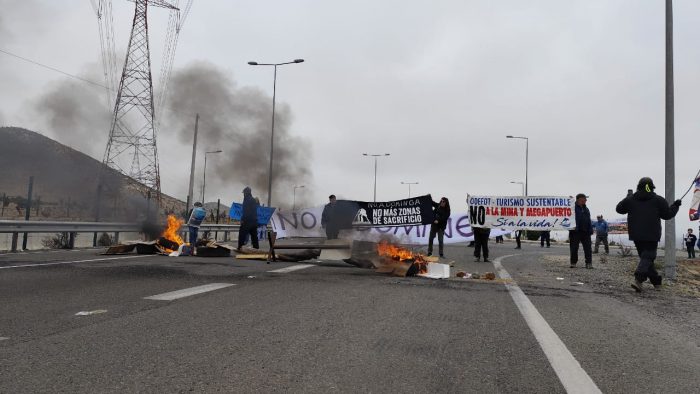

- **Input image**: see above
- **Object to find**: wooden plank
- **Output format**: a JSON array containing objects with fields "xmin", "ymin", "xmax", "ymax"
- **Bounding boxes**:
[{"xmin": 235, "ymin": 254, "xmax": 269, "ymax": 260}]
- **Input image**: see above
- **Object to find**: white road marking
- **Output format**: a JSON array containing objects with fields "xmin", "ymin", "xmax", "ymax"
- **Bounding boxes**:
[
  {"xmin": 0, "ymin": 255, "xmax": 150, "ymax": 269},
  {"xmin": 0, "ymin": 337, "xmax": 9, "ymax": 341},
  {"xmin": 144, "ymin": 283, "xmax": 235, "ymax": 301},
  {"xmin": 493, "ymin": 255, "xmax": 602, "ymax": 394},
  {"xmin": 267, "ymin": 264, "xmax": 315, "ymax": 273}
]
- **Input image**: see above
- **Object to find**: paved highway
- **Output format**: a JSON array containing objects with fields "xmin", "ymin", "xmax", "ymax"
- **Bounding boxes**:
[{"xmin": 1, "ymin": 243, "xmax": 698, "ymax": 393}]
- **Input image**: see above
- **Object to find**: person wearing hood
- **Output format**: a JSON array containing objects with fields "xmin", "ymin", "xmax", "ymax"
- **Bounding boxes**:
[
  {"xmin": 237, "ymin": 186, "xmax": 260, "ymax": 251},
  {"xmin": 569, "ymin": 193, "xmax": 594, "ymax": 269},
  {"xmin": 616, "ymin": 177, "xmax": 681, "ymax": 292},
  {"xmin": 428, "ymin": 197, "xmax": 451, "ymax": 257}
]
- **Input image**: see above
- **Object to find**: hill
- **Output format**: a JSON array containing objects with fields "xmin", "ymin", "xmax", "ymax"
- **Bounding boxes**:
[{"xmin": 0, "ymin": 127, "xmax": 185, "ymax": 221}]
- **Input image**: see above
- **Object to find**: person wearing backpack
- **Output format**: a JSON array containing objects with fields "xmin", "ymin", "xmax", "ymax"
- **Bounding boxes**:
[{"xmin": 187, "ymin": 202, "xmax": 207, "ymax": 245}]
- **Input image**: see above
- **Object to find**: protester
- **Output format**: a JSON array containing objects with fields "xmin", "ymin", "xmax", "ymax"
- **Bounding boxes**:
[
  {"xmin": 237, "ymin": 186, "xmax": 260, "ymax": 250},
  {"xmin": 593, "ymin": 215, "xmax": 609, "ymax": 254},
  {"xmin": 428, "ymin": 197, "xmax": 451, "ymax": 257},
  {"xmin": 321, "ymin": 195, "xmax": 340, "ymax": 240},
  {"xmin": 616, "ymin": 177, "xmax": 681, "ymax": 292},
  {"xmin": 570, "ymin": 193, "xmax": 593, "ymax": 269},
  {"xmin": 495, "ymin": 234, "xmax": 504, "ymax": 244},
  {"xmin": 473, "ymin": 227, "xmax": 491, "ymax": 262},
  {"xmin": 514, "ymin": 230, "xmax": 522, "ymax": 249},
  {"xmin": 540, "ymin": 230, "xmax": 551, "ymax": 248},
  {"xmin": 187, "ymin": 201, "xmax": 206, "ymax": 246},
  {"xmin": 684, "ymin": 229, "xmax": 697, "ymax": 259}
]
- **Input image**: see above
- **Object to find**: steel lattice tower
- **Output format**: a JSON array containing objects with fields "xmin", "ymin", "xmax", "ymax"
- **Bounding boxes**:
[{"xmin": 102, "ymin": 0, "xmax": 178, "ymax": 200}]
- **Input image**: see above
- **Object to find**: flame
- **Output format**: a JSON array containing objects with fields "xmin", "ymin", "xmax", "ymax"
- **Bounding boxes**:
[
  {"xmin": 376, "ymin": 240, "xmax": 428, "ymax": 274},
  {"xmin": 161, "ymin": 214, "xmax": 185, "ymax": 251}
]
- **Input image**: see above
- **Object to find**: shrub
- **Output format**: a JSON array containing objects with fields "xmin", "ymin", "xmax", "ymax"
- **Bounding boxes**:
[{"xmin": 41, "ymin": 232, "xmax": 71, "ymax": 249}]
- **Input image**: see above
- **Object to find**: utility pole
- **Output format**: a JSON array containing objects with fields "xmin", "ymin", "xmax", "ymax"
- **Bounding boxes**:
[
  {"xmin": 664, "ymin": 0, "xmax": 676, "ymax": 280},
  {"xmin": 186, "ymin": 113, "xmax": 199, "ymax": 210},
  {"xmin": 22, "ymin": 176, "xmax": 34, "ymax": 250}
]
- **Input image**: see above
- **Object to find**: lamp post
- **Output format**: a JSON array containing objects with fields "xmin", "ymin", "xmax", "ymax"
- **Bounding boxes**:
[
  {"xmin": 401, "ymin": 181, "xmax": 419, "ymax": 198},
  {"xmin": 201, "ymin": 149, "xmax": 222, "ymax": 204},
  {"xmin": 248, "ymin": 58, "xmax": 305, "ymax": 207},
  {"xmin": 292, "ymin": 185, "xmax": 305, "ymax": 211},
  {"xmin": 363, "ymin": 153, "xmax": 390, "ymax": 202},
  {"xmin": 510, "ymin": 181, "xmax": 525, "ymax": 195},
  {"xmin": 506, "ymin": 135, "xmax": 529, "ymax": 196}
]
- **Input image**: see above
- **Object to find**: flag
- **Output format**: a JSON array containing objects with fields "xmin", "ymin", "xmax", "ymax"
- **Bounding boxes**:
[{"xmin": 690, "ymin": 177, "xmax": 700, "ymax": 221}]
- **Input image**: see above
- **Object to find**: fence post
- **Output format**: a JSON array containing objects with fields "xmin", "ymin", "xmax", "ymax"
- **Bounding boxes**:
[
  {"xmin": 11, "ymin": 233, "xmax": 18, "ymax": 252},
  {"xmin": 68, "ymin": 232, "xmax": 76, "ymax": 249},
  {"xmin": 22, "ymin": 176, "xmax": 34, "ymax": 250},
  {"xmin": 114, "ymin": 232, "xmax": 120, "ymax": 245}
]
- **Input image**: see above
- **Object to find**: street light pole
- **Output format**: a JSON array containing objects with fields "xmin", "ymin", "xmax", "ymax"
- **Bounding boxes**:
[
  {"xmin": 248, "ymin": 58, "xmax": 305, "ymax": 207},
  {"xmin": 507, "ymin": 135, "xmax": 529, "ymax": 196},
  {"xmin": 510, "ymin": 181, "xmax": 525, "ymax": 195},
  {"xmin": 363, "ymin": 153, "xmax": 390, "ymax": 202},
  {"xmin": 201, "ymin": 150, "xmax": 222, "ymax": 204},
  {"xmin": 293, "ymin": 185, "xmax": 305, "ymax": 210},
  {"xmin": 401, "ymin": 181, "xmax": 419, "ymax": 198}
]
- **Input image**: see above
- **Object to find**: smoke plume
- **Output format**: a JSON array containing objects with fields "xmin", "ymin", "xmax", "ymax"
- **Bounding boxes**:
[
  {"xmin": 164, "ymin": 62, "xmax": 313, "ymax": 207},
  {"xmin": 31, "ymin": 72, "xmax": 112, "ymax": 159}
]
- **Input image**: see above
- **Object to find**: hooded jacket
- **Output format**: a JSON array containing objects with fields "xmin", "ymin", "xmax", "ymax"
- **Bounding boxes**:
[
  {"xmin": 616, "ymin": 190, "xmax": 679, "ymax": 242},
  {"xmin": 241, "ymin": 192, "xmax": 259, "ymax": 225}
]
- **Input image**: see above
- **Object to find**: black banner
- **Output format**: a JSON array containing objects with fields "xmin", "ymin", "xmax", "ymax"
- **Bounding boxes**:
[{"xmin": 329, "ymin": 195, "xmax": 435, "ymax": 228}]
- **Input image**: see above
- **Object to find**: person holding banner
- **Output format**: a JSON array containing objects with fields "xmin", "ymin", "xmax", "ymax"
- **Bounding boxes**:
[
  {"xmin": 237, "ymin": 186, "xmax": 260, "ymax": 251},
  {"xmin": 321, "ymin": 195, "xmax": 340, "ymax": 240},
  {"xmin": 616, "ymin": 177, "xmax": 681, "ymax": 292},
  {"xmin": 514, "ymin": 230, "xmax": 522, "ymax": 249},
  {"xmin": 569, "ymin": 193, "xmax": 594, "ymax": 269},
  {"xmin": 427, "ymin": 197, "xmax": 451, "ymax": 257},
  {"xmin": 540, "ymin": 230, "xmax": 551, "ymax": 248}
]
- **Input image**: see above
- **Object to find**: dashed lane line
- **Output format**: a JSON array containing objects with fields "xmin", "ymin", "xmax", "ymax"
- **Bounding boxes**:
[
  {"xmin": 0, "ymin": 255, "xmax": 151, "ymax": 269},
  {"xmin": 493, "ymin": 255, "xmax": 602, "ymax": 394},
  {"xmin": 0, "ymin": 337, "xmax": 9, "ymax": 341},
  {"xmin": 267, "ymin": 264, "xmax": 315, "ymax": 274},
  {"xmin": 144, "ymin": 283, "xmax": 236, "ymax": 301}
]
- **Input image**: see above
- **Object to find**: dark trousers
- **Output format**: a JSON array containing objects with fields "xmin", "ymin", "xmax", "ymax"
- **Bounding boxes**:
[
  {"xmin": 473, "ymin": 232, "xmax": 489, "ymax": 259},
  {"xmin": 238, "ymin": 222, "xmax": 259, "ymax": 249},
  {"xmin": 687, "ymin": 244, "xmax": 696, "ymax": 259},
  {"xmin": 428, "ymin": 225, "xmax": 444, "ymax": 255},
  {"xmin": 594, "ymin": 234, "xmax": 609, "ymax": 253},
  {"xmin": 633, "ymin": 241, "xmax": 661, "ymax": 285},
  {"xmin": 569, "ymin": 231, "xmax": 592, "ymax": 265},
  {"xmin": 495, "ymin": 235, "xmax": 504, "ymax": 243},
  {"xmin": 325, "ymin": 226, "xmax": 339, "ymax": 240},
  {"xmin": 540, "ymin": 232, "xmax": 550, "ymax": 247},
  {"xmin": 515, "ymin": 232, "xmax": 521, "ymax": 248},
  {"xmin": 188, "ymin": 226, "xmax": 198, "ymax": 245}
]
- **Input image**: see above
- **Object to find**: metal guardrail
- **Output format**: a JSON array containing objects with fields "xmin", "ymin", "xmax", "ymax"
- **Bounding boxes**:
[
  {"xmin": 0, "ymin": 220, "xmax": 241, "ymax": 233},
  {"xmin": 0, "ymin": 220, "xmax": 244, "ymax": 252}
]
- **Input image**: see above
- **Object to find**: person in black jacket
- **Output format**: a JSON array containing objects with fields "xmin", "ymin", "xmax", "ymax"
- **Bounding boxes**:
[
  {"xmin": 428, "ymin": 197, "xmax": 450, "ymax": 257},
  {"xmin": 570, "ymin": 193, "xmax": 594, "ymax": 268},
  {"xmin": 683, "ymin": 229, "xmax": 697, "ymax": 259},
  {"xmin": 237, "ymin": 186, "xmax": 260, "ymax": 250},
  {"xmin": 616, "ymin": 177, "xmax": 680, "ymax": 292},
  {"xmin": 321, "ymin": 195, "xmax": 340, "ymax": 240}
]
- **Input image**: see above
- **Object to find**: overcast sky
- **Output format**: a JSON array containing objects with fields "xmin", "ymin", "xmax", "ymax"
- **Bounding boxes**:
[{"xmin": 1, "ymin": 0, "xmax": 699, "ymax": 237}]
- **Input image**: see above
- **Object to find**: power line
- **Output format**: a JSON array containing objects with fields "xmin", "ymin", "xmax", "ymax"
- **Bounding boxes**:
[{"xmin": 0, "ymin": 48, "xmax": 110, "ymax": 90}]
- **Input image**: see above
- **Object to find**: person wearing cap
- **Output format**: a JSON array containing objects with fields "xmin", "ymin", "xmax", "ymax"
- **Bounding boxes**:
[
  {"xmin": 569, "ymin": 193, "xmax": 594, "ymax": 269},
  {"xmin": 616, "ymin": 177, "xmax": 681, "ymax": 292},
  {"xmin": 187, "ymin": 201, "xmax": 207, "ymax": 246},
  {"xmin": 593, "ymin": 214, "xmax": 609, "ymax": 254},
  {"xmin": 237, "ymin": 186, "xmax": 260, "ymax": 250},
  {"xmin": 321, "ymin": 194, "xmax": 340, "ymax": 240}
]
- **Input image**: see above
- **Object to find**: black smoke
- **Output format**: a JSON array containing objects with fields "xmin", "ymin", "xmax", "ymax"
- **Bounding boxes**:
[{"xmin": 164, "ymin": 62, "xmax": 313, "ymax": 207}]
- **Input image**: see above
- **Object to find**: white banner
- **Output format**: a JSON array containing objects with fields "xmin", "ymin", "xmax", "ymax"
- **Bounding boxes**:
[
  {"xmin": 466, "ymin": 195, "xmax": 576, "ymax": 231},
  {"xmin": 270, "ymin": 205, "xmax": 509, "ymax": 244}
]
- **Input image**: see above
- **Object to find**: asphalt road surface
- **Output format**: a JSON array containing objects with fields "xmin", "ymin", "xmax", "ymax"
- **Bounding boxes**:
[{"xmin": 1, "ymin": 242, "xmax": 699, "ymax": 393}]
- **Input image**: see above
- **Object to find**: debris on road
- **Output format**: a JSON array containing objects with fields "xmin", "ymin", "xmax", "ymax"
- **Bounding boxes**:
[
  {"xmin": 556, "ymin": 277, "xmax": 565, "ymax": 281},
  {"xmin": 75, "ymin": 309, "xmax": 108, "ymax": 316}
]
